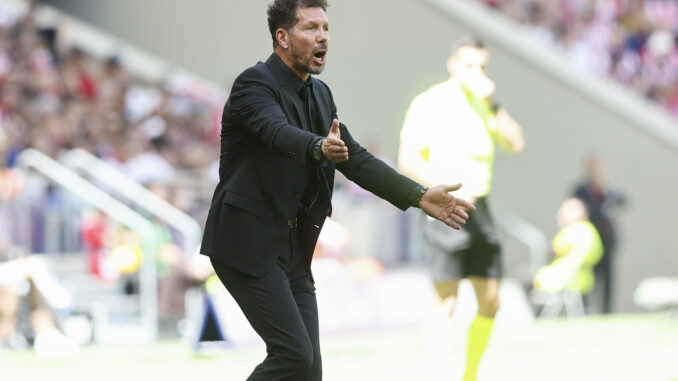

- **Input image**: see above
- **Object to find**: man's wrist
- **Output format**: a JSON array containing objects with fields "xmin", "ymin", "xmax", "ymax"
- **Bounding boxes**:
[
  {"xmin": 308, "ymin": 137, "xmax": 324, "ymax": 162},
  {"xmin": 409, "ymin": 184, "xmax": 428, "ymax": 208}
]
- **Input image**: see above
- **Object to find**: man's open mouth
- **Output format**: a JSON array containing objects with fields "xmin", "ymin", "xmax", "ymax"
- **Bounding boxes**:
[{"xmin": 313, "ymin": 49, "xmax": 327, "ymax": 63}]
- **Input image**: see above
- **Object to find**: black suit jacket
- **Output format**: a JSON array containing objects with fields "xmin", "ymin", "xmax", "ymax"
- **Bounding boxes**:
[{"xmin": 201, "ymin": 53, "xmax": 422, "ymax": 277}]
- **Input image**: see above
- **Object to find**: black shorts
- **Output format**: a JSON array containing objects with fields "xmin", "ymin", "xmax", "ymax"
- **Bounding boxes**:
[{"xmin": 422, "ymin": 197, "xmax": 502, "ymax": 281}]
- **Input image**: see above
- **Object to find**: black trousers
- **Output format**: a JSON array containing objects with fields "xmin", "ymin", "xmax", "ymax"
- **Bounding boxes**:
[
  {"xmin": 209, "ymin": 231, "xmax": 321, "ymax": 381},
  {"xmin": 594, "ymin": 237, "xmax": 616, "ymax": 314}
]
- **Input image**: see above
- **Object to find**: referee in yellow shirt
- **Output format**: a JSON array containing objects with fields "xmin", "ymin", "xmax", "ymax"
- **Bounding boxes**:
[{"xmin": 399, "ymin": 37, "xmax": 524, "ymax": 381}]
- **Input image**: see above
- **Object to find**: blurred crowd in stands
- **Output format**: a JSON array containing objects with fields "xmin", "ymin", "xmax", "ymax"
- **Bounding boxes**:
[
  {"xmin": 0, "ymin": 1, "xmax": 224, "ymax": 350},
  {"xmin": 0, "ymin": 3, "xmax": 222, "ymax": 170},
  {"xmin": 0, "ymin": 1, "xmax": 224, "ymax": 253},
  {"xmin": 481, "ymin": 0, "xmax": 678, "ymax": 118}
]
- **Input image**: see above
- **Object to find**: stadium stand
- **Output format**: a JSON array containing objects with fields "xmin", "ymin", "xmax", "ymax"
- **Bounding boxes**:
[
  {"xmin": 0, "ymin": 0, "xmax": 224, "ymax": 344},
  {"xmin": 479, "ymin": 0, "xmax": 678, "ymax": 120}
]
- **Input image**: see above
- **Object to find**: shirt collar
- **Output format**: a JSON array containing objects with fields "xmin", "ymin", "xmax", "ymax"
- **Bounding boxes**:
[{"xmin": 266, "ymin": 53, "xmax": 312, "ymax": 95}]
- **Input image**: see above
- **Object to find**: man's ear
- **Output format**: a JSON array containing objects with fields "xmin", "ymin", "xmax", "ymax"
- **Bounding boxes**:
[{"xmin": 276, "ymin": 28, "xmax": 290, "ymax": 49}]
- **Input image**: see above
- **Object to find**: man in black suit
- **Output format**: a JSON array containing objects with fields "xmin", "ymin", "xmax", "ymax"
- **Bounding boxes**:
[
  {"xmin": 200, "ymin": 1, "xmax": 475, "ymax": 379},
  {"xmin": 573, "ymin": 154, "xmax": 625, "ymax": 313}
]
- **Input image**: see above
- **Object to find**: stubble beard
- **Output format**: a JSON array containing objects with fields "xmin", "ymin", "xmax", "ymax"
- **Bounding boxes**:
[{"xmin": 290, "ymin": 37, "xmax": 324, "ymax": 75}]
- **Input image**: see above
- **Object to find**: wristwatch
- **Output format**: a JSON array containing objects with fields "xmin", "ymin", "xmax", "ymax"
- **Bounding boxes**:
[
  {"xmin": 311, "ymin": 138, "xmax": 324, "ymax": 161},
  {"xmin": 411, "ymin": 185, "xmax": 428, "ymax": 207}
]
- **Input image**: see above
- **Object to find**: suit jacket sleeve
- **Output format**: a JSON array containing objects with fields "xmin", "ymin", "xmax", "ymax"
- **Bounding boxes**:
[{"xmin": 228, "ymin": 67, "xmax": 318, "ymax": 163}]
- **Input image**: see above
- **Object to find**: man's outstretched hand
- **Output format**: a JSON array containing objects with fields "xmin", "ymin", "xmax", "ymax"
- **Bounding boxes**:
[
  {"xmin": 419, "ymin": 183, "xmax": 476, "ymax": 229},
  {"xmin": 322, "ymin": 119, "xmax": 349, "ymax": 163}
]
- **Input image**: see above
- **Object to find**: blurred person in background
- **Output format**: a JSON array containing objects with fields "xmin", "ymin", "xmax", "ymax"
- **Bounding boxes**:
[
  {"xmin": 399, "ymin": 37, "xmax": 524, "ymax": 381},
  {"xmin": 0, "ymin": 245, "xmax": 77, "ymax": 358},
  {"xmin": 156, "ymin": 241, "xmax": 214, "ymax": 337},
  {"xmin": 61, "ymin": 47, "xmax": 97, "ymax": 101},
  {"xmin": 573, "ymin": 154, "xmax": 625, "ymax": 313},
  {"xmin": 146, "ymin": 182, "xmax": 215, "ymax": 336},
  {"xmin": 534, "ymin": 198, "xmax": 603, "ymax": 306},
  {"xmin": 80, "ymin": 208, "xmax": 113, "ymax": 280},
  {"xmin": 200, "ymin": 1, "xmax": 476, "ymax": 380}
]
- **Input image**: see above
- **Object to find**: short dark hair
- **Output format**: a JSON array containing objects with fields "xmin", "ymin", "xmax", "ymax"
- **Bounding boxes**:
[
  {"xmin": 267, "ymin": 0, "xmax": 329, "ymax": 48},
  {"xmin": 452, "ymin": 36, "xmax": 485, "ymax": 54}
]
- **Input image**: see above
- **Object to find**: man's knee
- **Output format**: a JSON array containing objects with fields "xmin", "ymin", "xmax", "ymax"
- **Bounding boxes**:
[
  {"xmin": 295, "ymin": 343, "xmax": 315, "ymax": 373},
  {"xmin": 279, "ymin": 339, "xmax": 315, "ymax": 374}
]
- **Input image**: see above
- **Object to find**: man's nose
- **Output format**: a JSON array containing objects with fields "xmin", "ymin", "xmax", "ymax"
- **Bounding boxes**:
[{"xmin": 317, "ymin": 29, "xmax": 328, "ymax": 43}]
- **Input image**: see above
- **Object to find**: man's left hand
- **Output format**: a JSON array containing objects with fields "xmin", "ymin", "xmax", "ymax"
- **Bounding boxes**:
[
  {"xmin": 419, "ymin": 183, "xmax": 476, "ymax": 229},
  {"xmin": 322, "ymin": 119, "xmax": 349, "ymax": 163}
]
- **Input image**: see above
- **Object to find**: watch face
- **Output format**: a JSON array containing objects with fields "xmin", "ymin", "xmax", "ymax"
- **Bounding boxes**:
[{"xmin": 313, "ymin": 142, "xmax": 323, "ymax": 161}]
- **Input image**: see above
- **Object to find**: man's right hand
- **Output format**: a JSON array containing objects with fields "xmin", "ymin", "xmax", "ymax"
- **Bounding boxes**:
[
  {"xmin": 419, "ymin": 183, "xmax": 476, "ymax": 230},
  {"xmin": 322, "ymin": 119, "xmax": 348, "ymax": 163}
]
